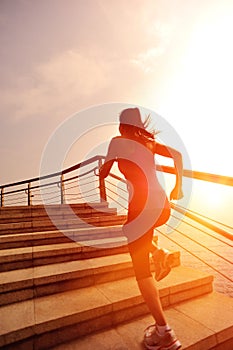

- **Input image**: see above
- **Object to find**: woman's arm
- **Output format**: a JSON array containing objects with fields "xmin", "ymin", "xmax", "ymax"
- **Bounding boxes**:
[
  {"xmin": 99, "ymin": 138, "xmax": 117, "ymax": 179},
  {"xmin": 155, "ymin": 143, "xmax": 183, "ymax": 200},
  {"xmin": 99, "ymin": 159, "xmax": 114, "ymax": 179}
]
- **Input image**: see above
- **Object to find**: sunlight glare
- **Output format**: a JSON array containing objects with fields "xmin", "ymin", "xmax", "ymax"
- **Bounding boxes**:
[
  {"xmin": 156, "ymin": 8, "xmax": 233, "ymax": 176},
  {"xmin": 193, "ymin": 180, "xmax": 226, "ymax": 208}
]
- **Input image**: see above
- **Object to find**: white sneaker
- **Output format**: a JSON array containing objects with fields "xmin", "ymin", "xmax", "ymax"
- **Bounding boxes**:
[{"xmin": 144, "ymin": 324, "xmax": 182, "ymax": 350}]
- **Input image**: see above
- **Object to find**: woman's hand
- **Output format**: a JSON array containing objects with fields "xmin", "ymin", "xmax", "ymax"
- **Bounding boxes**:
[
  {"xmin": 99, "ymin": 160, "xmax": 114, "ymax": 179},
  {"xmin": 170, "ymin": 186, "xmax": 184, "ymax": 200}
]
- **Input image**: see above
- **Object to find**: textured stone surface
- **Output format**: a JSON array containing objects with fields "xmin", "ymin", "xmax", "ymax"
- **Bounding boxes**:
[
  {"xmin": 1, "ymin": 203, "xmax": 232, "ymax": 350},
  {"xmin": 51, "ymin": 293, "xmax": 233, "ymax": 350},
  {"xmin": 0, "ymin": 266, "xmax": 215, "ymax": 348}
]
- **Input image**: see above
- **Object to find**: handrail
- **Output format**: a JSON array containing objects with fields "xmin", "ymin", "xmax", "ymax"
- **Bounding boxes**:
[
  {"xmin": 104, "ymin": 172, "xmax": 233, "ymax": 287},
  {"xmin": 0, "ymin": 155, "xmax": 103, "ymax": 189},
  {"xmin": 0, "ymin": 153, "xmax": 232, "ymax": 290},
  {"xmin": 107, "ymin": 172, "xmax": 233, "ymax": 241},
  {"xmin": 156, "ymin": 165, "xmax": 233, "ymax": 186},
  {"xmin": 1, "ymin": 156, "xmax": 233, "ymax": 190},
  {"xmin": 1, "ymin": 154, "xmax": 233, "ymax": 207},
  {"xmin": 0, "ymin": 155, "xmax": 105, "ymax": 206}
]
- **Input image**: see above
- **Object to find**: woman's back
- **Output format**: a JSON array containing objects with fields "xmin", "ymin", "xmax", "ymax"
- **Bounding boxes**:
[{"xmin": 112, "ymin": 136, "xmax": 159, "ymax": 188}]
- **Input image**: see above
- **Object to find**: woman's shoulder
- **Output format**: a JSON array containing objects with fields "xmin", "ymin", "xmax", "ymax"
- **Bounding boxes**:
[
  {"xmin": 145, "ymin": 139, "xmax": 156, "ymax": 153},
  {"xmin": 109, "ymin": 136, "xmax": 121, "ymax": 145},
  {"xmin": 108, "ymin": 136, "xmax": 124, "ymax": 150},
  {"xmin": 109, "ymin": 136, "xmax": 136, "ymax": 154},
  {"xmin": 110, "ymin": 135, "xmax": 127, "ymax": 144},
  {"xmin": 111, "ymin": 136, "xmax": 156, "ymax": 149}
]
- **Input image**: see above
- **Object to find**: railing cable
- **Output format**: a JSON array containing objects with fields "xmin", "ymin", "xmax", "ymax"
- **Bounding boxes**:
[
  {"xmin": 104, "ymin": 193, "xmax": 128, "ymax": 211},
  {"xmin": 175, "ymin": 203, "xmax": 233, "ymax": 230},
  {"xmin": 171, "ymin": 213, "xmax": 233, "ymax": 248},
  {"xmin": 165, "ymin": 222, "xmax": 233, "ymax": 265},
  {"xmin": 156, "ymin": 227, "xmax": 233, "ymax": 283},
  {"xmin": 105, "ymin": 183, "xmax": 128, "ymax": 203},
  {"xmin": 105, "ymin": 179, "xmax": 128, "ymax": 194},
  {"xmin": 171, "ymin": 203, "xmax": 233, "ymax": 241}
]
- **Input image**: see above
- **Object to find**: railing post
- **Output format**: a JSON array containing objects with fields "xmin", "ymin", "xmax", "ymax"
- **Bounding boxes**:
[
  {"xmin": 60, "ymin": 174, "xmax": 65, "ymax": 204},
  {"xmin": 0, "ymin": 187, "xmax": 4, "ymax": 207},
  {"xmin": 27, "ymin": 182, "xmax": 31, "ymax": 206},
  {"xmin": 98, "ymin": 159, "xmax": 107, "ymax": 202}
]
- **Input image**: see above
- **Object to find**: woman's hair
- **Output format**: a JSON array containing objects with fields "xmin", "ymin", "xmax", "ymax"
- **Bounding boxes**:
[{"xmin": 119, "ymin": 107, "xmax": 157, "ymax": 143}]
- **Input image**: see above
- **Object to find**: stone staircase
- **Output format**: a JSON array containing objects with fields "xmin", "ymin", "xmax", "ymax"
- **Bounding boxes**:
[{"xmin": 0, "ymin": 203, "xmax": 232, "ymax": 350}]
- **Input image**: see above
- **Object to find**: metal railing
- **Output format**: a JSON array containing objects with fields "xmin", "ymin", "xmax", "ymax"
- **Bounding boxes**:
[
  {"xmin": 0, "ymin": 155, "xmax": 107, "ymax": 207},
  {"xmin": 1, "ymin": 155, "xmax": 232, "ymax": 208},
  {"xmin": 1, "ymin": 154, "xmax": 233, "ymax": 295},
  {"xmin": 106, "ymin": 172, "xmax": 233, "ymax": 296},
  {"xmin": 104, "ymin": 169, "xmax": 233, "ymax": 296}
]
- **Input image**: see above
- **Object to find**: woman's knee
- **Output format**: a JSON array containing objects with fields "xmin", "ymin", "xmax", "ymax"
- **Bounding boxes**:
[{"xmin": 128, "ymin": 247, "xmax": 152, "ymax": 281}]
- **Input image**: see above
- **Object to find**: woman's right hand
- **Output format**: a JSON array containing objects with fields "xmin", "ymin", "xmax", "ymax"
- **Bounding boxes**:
[{"xmin": 170, "ymin": 186, "xmax": 183, "ymax": 200}]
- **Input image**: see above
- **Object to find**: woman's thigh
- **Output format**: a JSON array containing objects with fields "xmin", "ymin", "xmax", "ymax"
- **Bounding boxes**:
[{"xmin": 128, "ymin": 230, "xmax": 154, "ymax": 281}]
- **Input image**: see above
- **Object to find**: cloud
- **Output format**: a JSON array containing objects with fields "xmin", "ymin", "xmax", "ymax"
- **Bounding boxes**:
[
  {"xmin": 1, "ymin": 46, "xmax": 154, "ymax": 124},
  {"xmin": 37, "ymin": 50, "xmax": 109, "ymax": 97},
  {"xmin": 130, "ymin": 20, "xmax": 174, "ymax": 73},
  {"xmin": 1, "ymin": 50, "xmax": 111, "ymax": 122},
  {"xmin": 0, "ymin": 1, "xmax": 178, "ymax": 124},
  {"xmin": 1, "ymin": 44, "xmax": 158, "ymax": 124},
  {"xmin": 131, "ymin": 47, "xmax": 165, "ymax": 73}
]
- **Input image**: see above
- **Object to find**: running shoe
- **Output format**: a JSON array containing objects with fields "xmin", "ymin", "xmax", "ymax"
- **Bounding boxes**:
[
  {"xmin": 152, "ymin": 248, "xmax": 174, "ymax": 281},
  {"xmin": 144, "ymin": 324, "xmax": 182, "ymax": 350}
]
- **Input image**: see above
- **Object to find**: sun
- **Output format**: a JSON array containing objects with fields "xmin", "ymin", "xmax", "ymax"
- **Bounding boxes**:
[
  {"xmin": 193, "ymin": 180, "xmax": 226, "ymax": 209},
  {"xmin": 152, "ymin": 5, "xmax": 233, "ymax": 177}
]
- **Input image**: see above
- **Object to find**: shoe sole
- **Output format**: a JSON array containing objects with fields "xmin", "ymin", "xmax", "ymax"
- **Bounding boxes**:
[
  {"xmin": 154, "ymin": 250, "xmax": 174, "ymax": 282},
  {"xmin": 144, "ymin": 339, "xmax": 182, "ymax": 350},
  {"xmin": 155, "ymin": 265, "xmax": 171, "ymax": 282}
]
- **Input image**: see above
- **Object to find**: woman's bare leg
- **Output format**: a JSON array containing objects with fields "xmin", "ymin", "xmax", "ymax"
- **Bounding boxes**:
[
  {"xmin": 151, "ymin": 239, "xmax": 159, "ymax": 253},
  {"xmin": 137, "ymin": 276, "xmax": 167, "ymax": 325}
]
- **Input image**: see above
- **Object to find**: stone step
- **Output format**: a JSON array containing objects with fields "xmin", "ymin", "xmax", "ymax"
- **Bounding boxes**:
[
  {"xmin": 0, "ymin": 236, "xmax": 131, "ymax": 272},
  {"xmin": 0, "ymin": 214, "xmax": 126, "ymax": 234},
  {"xmin": 0, "ymin": 203, "xmax": 111, "ymax": 216},
  {"xmin": 0, "ymin": 250, "xmax": 180, "ymax": 305},
  {"xmin": 0, "ymin": 266, "xmax": 214, "ymax": 349},
  {"xmin": 0, "ymin": 207, "xmax": 118, "ymax": 224},
  {"xmin": 0, "ymin": 232, "xmax": 171, "ymax": 273},
  {"xmin": 50, "ymin": 292, "xmax": 233, "ymax": 350},
  {"xmin": 0, "ymin": 225, "xmax": 124, "ymax": 248}
]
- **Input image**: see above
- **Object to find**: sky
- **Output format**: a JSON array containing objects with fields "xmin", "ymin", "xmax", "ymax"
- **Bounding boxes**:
[{"xmin": 1, "ymin": 0, "xmax": 233, "ymax": 186}]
